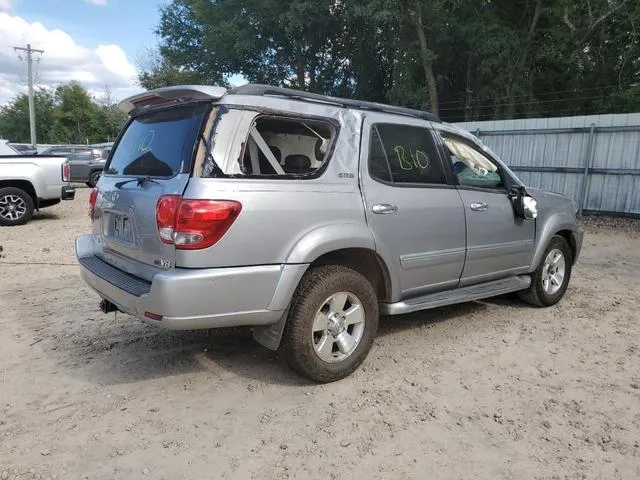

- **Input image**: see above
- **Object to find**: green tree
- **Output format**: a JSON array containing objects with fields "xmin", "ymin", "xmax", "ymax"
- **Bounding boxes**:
[
  {"xmin": 136, "ymin": 46, "xmax": 203, "ymax": 90},
  {"xmin": 137, "ymin": 0, "xmax": 640, "ymax": 121},
  {"xmin": 52, "ymin": 81, "xmax": 101, "ymax": 144},
  {"xmin": 0, "ymin": 82, "xmax": 127, "ymax": 145},
  {"xmin": 0, "ymin": 88, "xmax": 58, "ymax": 143},
  {"xmin": 94, "ymin": 87, "xmax": 128, "ymax": 142}
]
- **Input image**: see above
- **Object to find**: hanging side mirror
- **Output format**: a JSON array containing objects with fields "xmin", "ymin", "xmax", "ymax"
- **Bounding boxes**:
[
  {"xmin": 509, "ymin": 186, "xmax": 538, "ymax": 220},
  {"xmin": 522, "ymin": 196, "xmax": 538, "ymax": 219}
]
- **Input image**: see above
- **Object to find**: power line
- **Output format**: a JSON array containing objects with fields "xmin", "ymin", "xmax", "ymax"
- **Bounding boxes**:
[
  {"xmin": 439, "ymin": 94, "xmax": 618, "ymax": 113},
  {"xmin": 436, "ymin": 84, "xmax": 624, "ymax": 107},
  {"xmin": 14, "ymin": 44, "xmax": 44, "ymax": 146},
  {"xmin": 448, "ymin": 102, "xmax": 627, "ymax": 122}
]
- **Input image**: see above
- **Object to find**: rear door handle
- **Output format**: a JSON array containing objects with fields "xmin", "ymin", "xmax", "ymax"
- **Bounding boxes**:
[
  {"xmin": 470, "ymin": 202, "xmax": 488, "ymax": 212},
  {"xmin": 372, "ymin": 204, "xmax": 398, "ymax": 215}
]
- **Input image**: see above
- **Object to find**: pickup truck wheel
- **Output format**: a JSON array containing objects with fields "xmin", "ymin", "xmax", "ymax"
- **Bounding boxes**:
[
  {"xmin": 87, "ymin": 171, "xmax": 101, "ymax": 188},
  {"xmin": 281, "ymin": 265, "xmax": 379, "ymax": 383},
  {"xmin": 0, "ymin": 187, "xmax": 35, "ymax": 226},
  {"xmin": 518, "ymin": 235, "xmax": 572, "ymax": 307}
]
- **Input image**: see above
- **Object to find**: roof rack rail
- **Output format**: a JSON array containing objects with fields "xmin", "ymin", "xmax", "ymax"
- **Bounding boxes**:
[{"xmin": 229, "ymin": 84, "xmax": 441, "ymax": 123}]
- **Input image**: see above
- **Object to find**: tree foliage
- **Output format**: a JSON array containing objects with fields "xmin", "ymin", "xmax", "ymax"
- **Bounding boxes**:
[
  {"xmin": 143, "ymin": 0, "xmax": 639, "ymax": 121},
  {"xmin": 0, "ymin": 81, "xmax": 127, "ymax": 144}
]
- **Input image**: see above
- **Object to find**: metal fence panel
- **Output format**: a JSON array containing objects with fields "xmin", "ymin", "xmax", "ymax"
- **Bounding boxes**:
[{"xmin": 454, "ymin": 113, "xmax": 640, "ymax": 216}]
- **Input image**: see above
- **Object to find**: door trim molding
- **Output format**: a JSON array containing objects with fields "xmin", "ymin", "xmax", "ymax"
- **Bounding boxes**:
[
  {"xmin": 466, "ymin": 239, "xmax": 534, "ymax": 261},
  {"xmin": 400, "ymin": 247, "xmax": 466, "ymax": 270}
]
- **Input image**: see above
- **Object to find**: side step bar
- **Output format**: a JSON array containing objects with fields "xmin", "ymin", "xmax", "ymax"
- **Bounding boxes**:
[{"xmin": 381, "ymin": 275, "xmax": 531, "ymax": 316}]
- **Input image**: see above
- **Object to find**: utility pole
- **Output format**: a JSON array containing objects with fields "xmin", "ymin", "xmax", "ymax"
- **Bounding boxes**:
[{"xmin": 14, "ymin": 44, "xmax": 44, "ymax": 147}]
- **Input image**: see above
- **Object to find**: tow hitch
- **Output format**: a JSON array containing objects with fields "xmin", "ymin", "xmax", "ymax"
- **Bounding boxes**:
[{"xmin": 99, "ymin": 299, "xmax": 119, "ymax": 314}]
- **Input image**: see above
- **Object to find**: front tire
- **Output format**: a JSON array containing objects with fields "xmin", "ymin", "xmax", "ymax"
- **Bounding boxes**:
[
  {"xmin": 0, "ymin": 187, "xmax": 35, "ymax": 226},
  {"xmin": 280, "ymin": 265, "xmax": 379, "ymax": 383},
  {"xmin": 518, "ymin": 235, "xmax": 573, "ymax": 307}
]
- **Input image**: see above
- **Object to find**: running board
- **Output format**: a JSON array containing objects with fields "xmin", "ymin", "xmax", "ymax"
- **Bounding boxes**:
[{"xmin": 381, "ymin": 275, "xmax": 531, "ymax": 316}]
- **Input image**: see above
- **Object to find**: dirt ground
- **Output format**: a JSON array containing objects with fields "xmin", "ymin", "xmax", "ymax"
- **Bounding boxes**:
[{"xmin": 1, "ymin": 187, "xmax": 639, "ymax": 480}]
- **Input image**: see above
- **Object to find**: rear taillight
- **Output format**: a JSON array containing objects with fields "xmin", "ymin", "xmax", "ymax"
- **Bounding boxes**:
[
  {"xmin": 156, "ymin": 195, "xmax": 242, "ymax": 250},
  {"xmin": 156, "ymin": 195, "xmax": 181, "ymax": 242},
  {"xmin": 89, "ymin": 187, "xmax": 98, "ymax": 219},
  {"xmin": 62, "ymin": 162, "xmax": 70, "ymax": 182}
]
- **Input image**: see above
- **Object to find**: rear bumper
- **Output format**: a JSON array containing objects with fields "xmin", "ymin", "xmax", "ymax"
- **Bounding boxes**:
[
  {"xmin": 61, "ymin": 185, "xmax": 75, "ymax": 200},
  {"xmin": 75, "ymin": 235, "xmax": 307, "ymax": 330}
]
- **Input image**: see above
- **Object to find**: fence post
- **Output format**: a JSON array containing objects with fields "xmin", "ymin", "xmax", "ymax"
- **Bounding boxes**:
[{"xmin": 578, "ymin": 123, "xmax": 596, "ymax": 215}]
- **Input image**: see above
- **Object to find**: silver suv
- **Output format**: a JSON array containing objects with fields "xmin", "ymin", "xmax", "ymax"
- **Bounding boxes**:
[{"xmin": 76, "ymin": 85, "xmax": 583, "ymax": 382}]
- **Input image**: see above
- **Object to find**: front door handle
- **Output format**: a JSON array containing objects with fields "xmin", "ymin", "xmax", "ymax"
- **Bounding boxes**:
[
  {"xmin": 470, "ymin": 202, "xmax": 488, "ymax": 212},
  {"xmin": 372, "ymin": 204, "xmax": 398, "ymax": 215}
]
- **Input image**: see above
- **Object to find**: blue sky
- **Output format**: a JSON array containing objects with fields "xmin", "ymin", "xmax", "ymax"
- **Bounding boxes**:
[
  {"xmin": 0, "ymin": 0, "xmax": 166, "ymax": 104},
  {"xmin": 14, "ymin": 0, "xmax": 161, "ymax": 60}
]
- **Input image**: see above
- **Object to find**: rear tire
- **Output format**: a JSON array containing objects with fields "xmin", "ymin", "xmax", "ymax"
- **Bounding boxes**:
[
  {"xmin": 280, "ymin": 265, "xmax": 379, "ymax": 383},
  {"xmin": 0, "ymin": 187, "xmax": 35, "ymax": 226},
  {"xmin": 518, "ymin": 235, "xmax": 573, "ymax": 307},
  {"xmin": 87, "ymin": 171, "xmax": 101, "ymax": 188}
]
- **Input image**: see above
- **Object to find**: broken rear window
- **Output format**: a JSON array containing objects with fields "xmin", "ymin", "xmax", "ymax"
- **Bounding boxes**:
[{"xmin": 196, "ymin": 107, "xmax": 337, "ymax": 179}]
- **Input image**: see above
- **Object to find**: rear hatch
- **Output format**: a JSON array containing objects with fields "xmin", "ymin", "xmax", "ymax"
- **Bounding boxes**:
[{"xmin": 93, "ymin": 103, "xmax": 209, "ymax": 279}]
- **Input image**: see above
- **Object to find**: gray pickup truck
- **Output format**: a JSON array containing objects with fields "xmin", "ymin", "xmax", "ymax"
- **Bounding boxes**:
[
  {"xmin": 0, "ymin": 140, "xmax": 75, "ymax": 226},
  {"xmin": 76, "ymin": 85, "xmax": 583, "ymax": 382}
]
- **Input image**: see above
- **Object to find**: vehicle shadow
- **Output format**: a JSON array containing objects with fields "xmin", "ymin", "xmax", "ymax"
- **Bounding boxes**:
[
  {"xmin": 46, "ymin": 291, "xmax": 521, "ymax": 387},
  {"xmin": 377, "ymin": 300, "xmax": 490, "ymax": 337},
  {"xmin": 71, "ymin": 324, "xmax": 308, "ymax": 386},
  {"xmin": 32, "ymin": 211, "xmax": 60, "ymax": 221},
  {"xmin": 76, "ymin": 300, "xmax": 509, "ymax": 387}
]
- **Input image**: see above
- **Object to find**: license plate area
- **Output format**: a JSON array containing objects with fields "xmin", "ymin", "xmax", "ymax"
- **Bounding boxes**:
[{"xmin": 108, "ymin": 212, "xmax": 134, "ymax": 244}]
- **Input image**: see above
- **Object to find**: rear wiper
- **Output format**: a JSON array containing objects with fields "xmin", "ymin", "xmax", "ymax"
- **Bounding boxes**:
[{"xmin": 115, "ymin": 176, "xmax": 161, "ymax": 189}]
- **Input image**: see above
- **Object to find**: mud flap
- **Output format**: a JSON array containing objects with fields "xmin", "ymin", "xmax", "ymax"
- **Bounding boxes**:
[{"xmin": 252, "ymin": 309, "xmax": 288, "ymax": 351}]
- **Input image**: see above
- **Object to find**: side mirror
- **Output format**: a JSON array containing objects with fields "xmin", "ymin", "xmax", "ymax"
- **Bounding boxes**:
[
  {"xmin": 509, "ymin": 186, "xmax": 538, "ymax": 219},
  {"xmin": 522, "ymin": 196, "xmax": 538, "ymax": 219}
]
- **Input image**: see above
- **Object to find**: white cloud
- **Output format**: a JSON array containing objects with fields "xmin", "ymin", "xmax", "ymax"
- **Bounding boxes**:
[
  {"xmin": 0, "ymin": 0, "xmax": 12, "ymax": 14},
  {"xmin": 0, "ymin": 12, "xmax": 142, "ymax": 105},
  {"xmin": 85, "ymin": 0, "xmax": 108, "ymax": 5}
]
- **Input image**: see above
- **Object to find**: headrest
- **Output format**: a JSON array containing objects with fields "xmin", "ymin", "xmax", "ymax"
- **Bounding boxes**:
[
  {"xmin": 267, "ymin": 146, "xmax": 281, "ymax": 163},
  {"xmin": 284, "ymin": 154, "xmax": 311, "ymax": 170}
]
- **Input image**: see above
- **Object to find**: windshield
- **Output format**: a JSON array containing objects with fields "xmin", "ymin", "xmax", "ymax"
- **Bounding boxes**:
[{"xmin": 105, "ymin": 104, "xmax": 208, "ymax": 177}]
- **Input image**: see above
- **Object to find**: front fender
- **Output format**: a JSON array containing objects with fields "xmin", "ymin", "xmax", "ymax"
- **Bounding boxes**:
[{"xmin": 530, "ymin": 212, "xmax": 581, "ymax": 270}]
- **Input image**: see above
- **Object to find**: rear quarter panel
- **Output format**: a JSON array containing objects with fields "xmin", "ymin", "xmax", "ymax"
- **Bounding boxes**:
[{"xmin": 179, "ymin": 176, "xmax": 369, "ymax": 268}]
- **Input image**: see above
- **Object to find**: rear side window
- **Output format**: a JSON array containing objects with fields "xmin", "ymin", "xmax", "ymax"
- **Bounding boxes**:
[
  {"xmin": 49, "ymin": 148, "xmax": 71, "ymax": 156},
  {"xmin": 74, "ymin": 149, "xmax": 93, "ymax": 161},
  {"xmin": 105, "ymin": 104, "xmax": 207, "ymax": 177},
  {"xmin": 369, "ymin": 124, "xmax": 445, "ymax": 185},
  {"xmin": 195, "ymin": 107, "xmax": 337, "ymax": 179},
  {"xmin": 240, "ymin": 116, "xmax": 336, "ymax": 177}
]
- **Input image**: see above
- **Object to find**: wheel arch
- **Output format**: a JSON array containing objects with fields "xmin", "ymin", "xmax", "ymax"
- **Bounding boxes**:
[
  {"xmin": 283, "ymin": 222, "xmax": 396, "ymax": 302},
  {"xmin": 309, "ymin": 247, "xmax": 391, "ymax": 302},
  {"xmin": 531, "ymin": 212, "xmax": 581, "ymax": 270},
  {"xmin": 0, "ymin": 180, "xmax": 37, "ymax": 203},
  {"xmin": 254, "ymin": 228, "xmax": 396, "ymax": 352}
]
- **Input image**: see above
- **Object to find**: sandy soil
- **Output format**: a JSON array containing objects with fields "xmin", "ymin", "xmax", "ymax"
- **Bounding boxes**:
[{"xmin": 1, "ymin": 187, "xmax": 639, "ymax": 480}]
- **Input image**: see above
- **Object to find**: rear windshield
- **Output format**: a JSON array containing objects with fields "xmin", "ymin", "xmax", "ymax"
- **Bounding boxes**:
[{"xmin": 105, "ymin": 104, "xmax": 207, "ymax": 177}]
